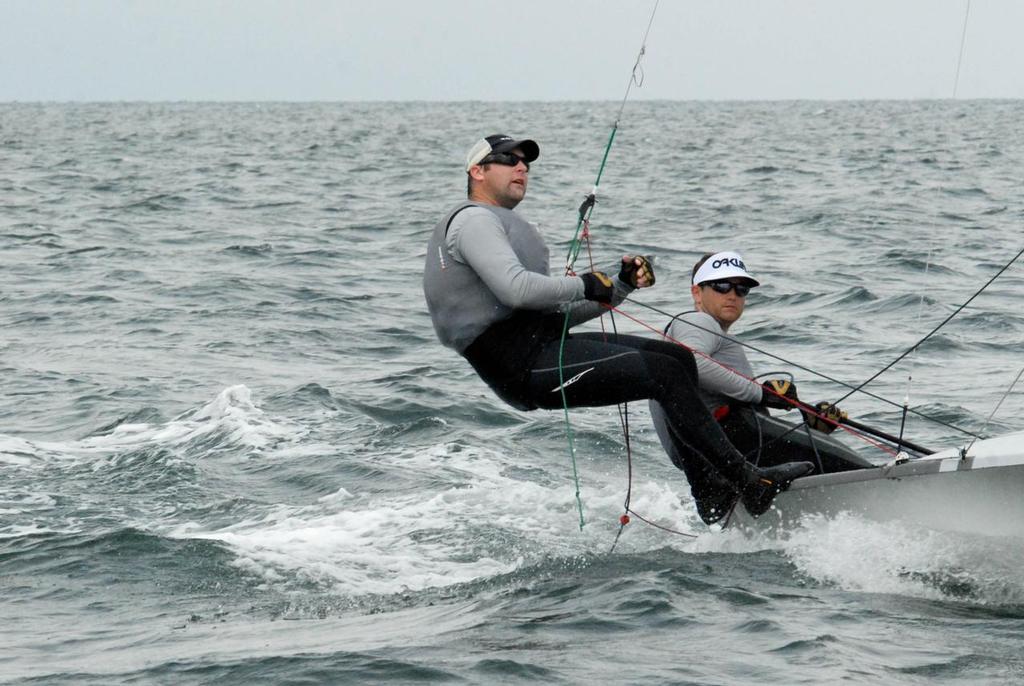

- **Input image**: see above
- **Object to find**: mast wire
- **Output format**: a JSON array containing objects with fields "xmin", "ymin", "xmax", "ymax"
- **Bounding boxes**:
[
  {"xmin": 625, "ymin": 297, "xmax": 982, "ymax": 439},
  {"xmin": 831, "ymin": 245, "xmax": 1024, "ymax": 411},
  {"xmin": 966, "ymin": 367, "xmax": 1024, "ymax": 454},
  {"xmin": 952, "ymin": 0, "xmax": 972, "ymax": 99}
]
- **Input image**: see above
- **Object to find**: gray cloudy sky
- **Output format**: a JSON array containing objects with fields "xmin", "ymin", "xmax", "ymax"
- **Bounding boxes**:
[{"xmin": 2, "ymin": 0, "xmax": 1021, "ymax": 101}]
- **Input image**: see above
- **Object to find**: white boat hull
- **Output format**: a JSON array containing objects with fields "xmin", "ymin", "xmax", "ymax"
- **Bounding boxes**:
[{"xmin": 731, "ymin": 430, "xmax": 1024, "ymax": 538}]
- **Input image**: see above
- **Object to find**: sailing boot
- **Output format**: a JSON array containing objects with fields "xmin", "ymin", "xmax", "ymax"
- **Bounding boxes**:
[
  {"xmin": 696, "ymin": 490, "xmax": 740, "ymax": 525},
  {"xmin": 692, "ymin": 474, "xmax": 742, "ymax": 525},
  {"xmin": 740, "ymin": 461, "xmax": 815, "ymax": 517}
]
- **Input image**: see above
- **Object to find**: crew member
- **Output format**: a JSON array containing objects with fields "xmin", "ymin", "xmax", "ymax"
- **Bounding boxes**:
[{"xmin": 651, "ymin": 251, "xmax": 827, "ymax": 523}]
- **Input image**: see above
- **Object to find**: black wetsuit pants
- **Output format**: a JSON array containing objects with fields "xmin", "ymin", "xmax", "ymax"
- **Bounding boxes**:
[
  {"xmin": 464, "ymin": 325, "xmax": 745, "ymax": 481},
  {"xmin": 511, "ymin": 332, "xmax": 746, "ymax": 479}
]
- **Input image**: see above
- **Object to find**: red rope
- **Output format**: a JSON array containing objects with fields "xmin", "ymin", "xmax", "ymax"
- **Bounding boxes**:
[
  {"xmin": 571, "ymin": 225, "xmax": 694, "ymax": 540},
  {"xmin": 570, "ymin": 246, "xmax": 894, "ymax": 540},
  {"xmin": 624, "ymin": 508, "xmax": 699, "ymax": 538}
]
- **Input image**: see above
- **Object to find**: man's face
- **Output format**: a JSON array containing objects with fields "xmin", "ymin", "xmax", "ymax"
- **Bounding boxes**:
[
  {"xmin": 692, "ymin": 279, "xmax": 749, "ymax": 330},
  {"xmin": 469, "ymin": 147, "xmax": 530, "ymax": 209}
]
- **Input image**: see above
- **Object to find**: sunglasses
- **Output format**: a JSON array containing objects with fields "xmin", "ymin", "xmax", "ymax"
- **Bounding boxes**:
[
  {"xmin": 704, "ymin": 280, "xmax": 751, "ymax": 297},
  {"xmin": 480, "ymin": 152, "xmax": 530, "ymax": 171}
]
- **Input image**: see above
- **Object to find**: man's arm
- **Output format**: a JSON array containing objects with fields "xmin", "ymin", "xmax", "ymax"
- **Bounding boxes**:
[
  {"xmin": 561, "ymin": 269, "xmax": 634, "ymax": 326},
  {"xmin": 449, "ymin": 208, "xmax": 583, "ymax": 308},
  {"xmin": 668, "ymin": 312, "xmax": 763, "ymax": 403}
]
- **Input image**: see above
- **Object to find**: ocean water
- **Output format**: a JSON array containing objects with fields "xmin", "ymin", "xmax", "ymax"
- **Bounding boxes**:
[{"xmin": 1, "ymin": 100, "xmax": 1023, "ymax": 684}]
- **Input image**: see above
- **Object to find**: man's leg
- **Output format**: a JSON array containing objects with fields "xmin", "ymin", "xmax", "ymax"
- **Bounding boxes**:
[
  {"xmin": 524, "ymin": 333, "xmax": 812, "ymax": 516},
  {"xmin": 650, "ymin": 399, "xmax": 740, "ymax": 524},
  {"xmin": 524, "ymin": 333, "xmax": 746, "ymax": 477}
]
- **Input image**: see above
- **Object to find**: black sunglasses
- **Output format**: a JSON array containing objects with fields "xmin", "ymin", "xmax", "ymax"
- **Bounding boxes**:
[
  {"xmin": 704, "ymin": 280, "xmax": 751, "ymax": 297},
  {"xmin": 480, "ymin": 152, "xmax": 530, "ymax": 170}
]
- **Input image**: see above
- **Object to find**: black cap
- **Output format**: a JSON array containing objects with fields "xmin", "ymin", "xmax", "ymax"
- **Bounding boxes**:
[{"xmin": 466, "ymin": 134, "xmax": 540, "ymax": 171}]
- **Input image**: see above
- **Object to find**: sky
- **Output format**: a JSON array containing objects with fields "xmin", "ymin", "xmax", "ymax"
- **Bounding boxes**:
[{"xmin": 2, "ymin": 0, "xmax": 1021, "ymax": 101}]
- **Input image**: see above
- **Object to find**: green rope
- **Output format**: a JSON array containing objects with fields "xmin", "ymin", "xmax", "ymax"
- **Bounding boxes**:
[
  {"xmin": 556, "ymin": 0, "xmax": 659, "ymax": 530},
  {"xmin": 563, "ymin": 126, "xmax": 618, "ymax": 270},
  {"xmin": 558, "ymin": 125, "xmax": 619, "ymax": 530}
]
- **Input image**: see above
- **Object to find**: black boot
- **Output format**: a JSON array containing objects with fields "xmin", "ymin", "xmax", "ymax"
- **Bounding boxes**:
[
  {"xmin": 740, "ymin": 461, "xmax": 814, "ymax": 517},
  {"xmin": 696, "ymin": 491, "xmax": 740, "ymax": 525},
  {"xmin": 693, "ymin": 476, "xmax": 741, "ymax": 525}
]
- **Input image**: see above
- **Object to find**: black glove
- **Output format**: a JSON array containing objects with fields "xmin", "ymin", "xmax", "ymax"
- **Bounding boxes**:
[
  {"xmin": 619, "ymin": 255, "xmax": 656, "ymax": 288},
  {"xmin": 580, "ymin": 271, "xmax": 615, "ymax": 303},
  {"xmin": 761, "ymin": 378, "xmax": 799, "ymax": 410},
  {"xmin": 802, "ymin": 402, "xmax": 846, "ymax": 434}
]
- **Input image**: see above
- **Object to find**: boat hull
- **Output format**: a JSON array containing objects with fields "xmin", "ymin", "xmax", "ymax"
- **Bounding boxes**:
[{"xmin": 731, "ymin": 430, "xmax": 1024, "ymax": 538}]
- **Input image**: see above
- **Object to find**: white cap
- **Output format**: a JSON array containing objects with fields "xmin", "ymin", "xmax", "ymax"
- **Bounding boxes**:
[{"xmin": 692, "ymin": 251, "xmax": 760, "ymax": 287}]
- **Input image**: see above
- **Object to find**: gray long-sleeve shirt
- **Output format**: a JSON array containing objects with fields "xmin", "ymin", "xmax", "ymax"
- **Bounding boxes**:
[
  {"xmin": 424, "ymin": 202, "xmax": 632, "ymax": 352},
  {"xmin": 648, "ymin": 310, "xmax": 763, "ymax": 466},
  {"xmin": 446, "ymin": 206, "xmax": 583, "ymax": 309},
  {"xmin": 447, "ymin": 207, "xmax": 630, "ymax": 325},
  {"xmin": 665, "ymin": 311, "xmax": 763, "ymax": 407}
]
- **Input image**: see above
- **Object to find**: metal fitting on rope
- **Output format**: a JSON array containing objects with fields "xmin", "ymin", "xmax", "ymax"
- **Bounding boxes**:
[{"xmin": 577, "ymin": 193, "xmax": 597, "ymax": 222}]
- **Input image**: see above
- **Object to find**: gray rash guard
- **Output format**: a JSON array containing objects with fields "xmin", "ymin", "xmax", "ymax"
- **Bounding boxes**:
[
  {"xmin": 664, "ymin": 311, "xmax": 763, "ymax": 408},
  {"xmin": 649, "ymin": 310, "xmax": 764, "ymax": 514},
  {"xmin": 423, "ymin": 202, "xmax": 632, "ymax": 353},
  {"xmin": 650, "ymin": 310, "xmax": 763, "ymax": 451}
]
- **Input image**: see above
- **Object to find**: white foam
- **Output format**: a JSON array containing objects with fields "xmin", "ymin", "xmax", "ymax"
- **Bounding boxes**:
[
  {"xmin": 82, "ymin": 385, "xmax": 300, "ymax": 454},
  {"xmin": 778, "ymin": 511, "xmax": 1024, "ymax": 604},
  {"xmin": 171, "ymin": 442, "xmax": 707, "ymax": 595},
  {"xmin": 0, "ymin": 522, "xmax": 63, "ymax": 539},
  {"xmin": 0, "ymin": 435, "xmax": 44, "ymax": 466},
  {"xmin": 17, "ymin": 384, "xmax": 1015, "ymax": 606},
  {"xmin": 1, "ymin": 385, "xmax": 306, "ymax": 528},
  {"xmin": 10, "ymin": 385, "xmax": 304, "ymax": 466},
  {"xmin": 176, "ymin": 476, "xmax": 519, "ymax": 594},
  {"xmin": 187, "ymin": 385, "xmax": 302, "ymax": 448}
]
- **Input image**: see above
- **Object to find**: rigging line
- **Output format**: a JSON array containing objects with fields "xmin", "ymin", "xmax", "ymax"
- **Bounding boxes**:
[
  {"xmin": 737, "ymin": 401, "xmax": 899, "ymax": 463},
  {"xmin": 623, "ymin": 508, "xmax": 698, "ymax": 539},
  {"xmin": 557, "ymin": 0, "xmax": 660, "ymax": 530},
  {"xmin": 898, "ymin": 239, "xmax": 936, "ymax": 449},
  {"xmin": 830, "ymin": 244, "xmax": 1024, "ymax": 410},
  {"xmin": 894, "ymin": 0, "xmax": 973, "ymax": 446},
  {"xmin": 607, "ymin": 314, "xmax": 695, "ymax": 544},
  {"xmin": 965, "ymin": 366, "xmax": 1024, "ymax": 454},
  {"xmin": 563, "ymin": 0, "xmax": 659, "ymax": 273},
  {"xmin": 603, "ymin": 302, "xmax": 905, "ymax": 457},
  {"xmin": 730, "ymin": 374, "xmax": 905, "ymax": 464},
  {"xmin": 952, "ymin": 0, "xmax": 972, "ymax": 99},
  {"xmin": 893, "ymin": 0, "xmax": 972, "ymax": 446},
  {"xmin": 624, "ymin": 296, "xmax": 980, "ymax": 438},
  {"xmin": 615, "ymin": 0, "xmax": 659, "ymax": 126},
  {"xmin": 608, "ymin": 401, "xmax": 634, "ymax": 554}
]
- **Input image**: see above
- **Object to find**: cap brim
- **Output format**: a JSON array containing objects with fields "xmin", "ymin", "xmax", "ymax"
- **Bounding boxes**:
[
  {"xmin": 722, "ymin": 272, "xmax": 759, "ymax": 287},
  {"xmin": 490, "ymin": 138, "xmax": 539, "ymax": 163},
  {"xmin": 699, "ymin": 271, "xmax": 759, "ymax": 287}
]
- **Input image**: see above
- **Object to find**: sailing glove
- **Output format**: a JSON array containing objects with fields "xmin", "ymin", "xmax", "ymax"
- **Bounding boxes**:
[
  {"xmin": 803, "ymin": 401, "xmax": 846, "ymax": 434},
  {"xmin": 619, "ymin": 255, "xmax": 656, "ymax": 288},
  {"xmin": 761, "ymin": 378, "xmax": 799, "ymax": 410},
  {"xmin": 580, "ymin": 271, "xmax": 615, "ymax": 304}
]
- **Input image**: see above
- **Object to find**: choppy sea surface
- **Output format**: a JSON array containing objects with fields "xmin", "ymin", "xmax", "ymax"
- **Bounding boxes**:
[{"xmin": 1, "ymin": 100, "xmax": 1023, "ymax": 684}]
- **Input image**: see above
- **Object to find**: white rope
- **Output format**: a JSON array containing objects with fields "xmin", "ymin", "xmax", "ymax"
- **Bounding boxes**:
[
  {"xmin": 614, "ymin": 0, "xmax": 659, "ymax": 127},
  {"xmin": 965, "ymin": 367, "xmax": 1024, "ymax": 454},
  {"xmin": 952, "ymin": 0, "xmax": 972, "ymax": 98},
  {"xmin": 903, "ymin": 0, "xmax": 972, "ymax": 435}
]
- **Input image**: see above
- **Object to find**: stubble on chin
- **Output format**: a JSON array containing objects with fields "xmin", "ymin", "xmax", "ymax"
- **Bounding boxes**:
[{"xmin": 500, "ymin": 183, "xmax": 526, "ymax": 208}]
